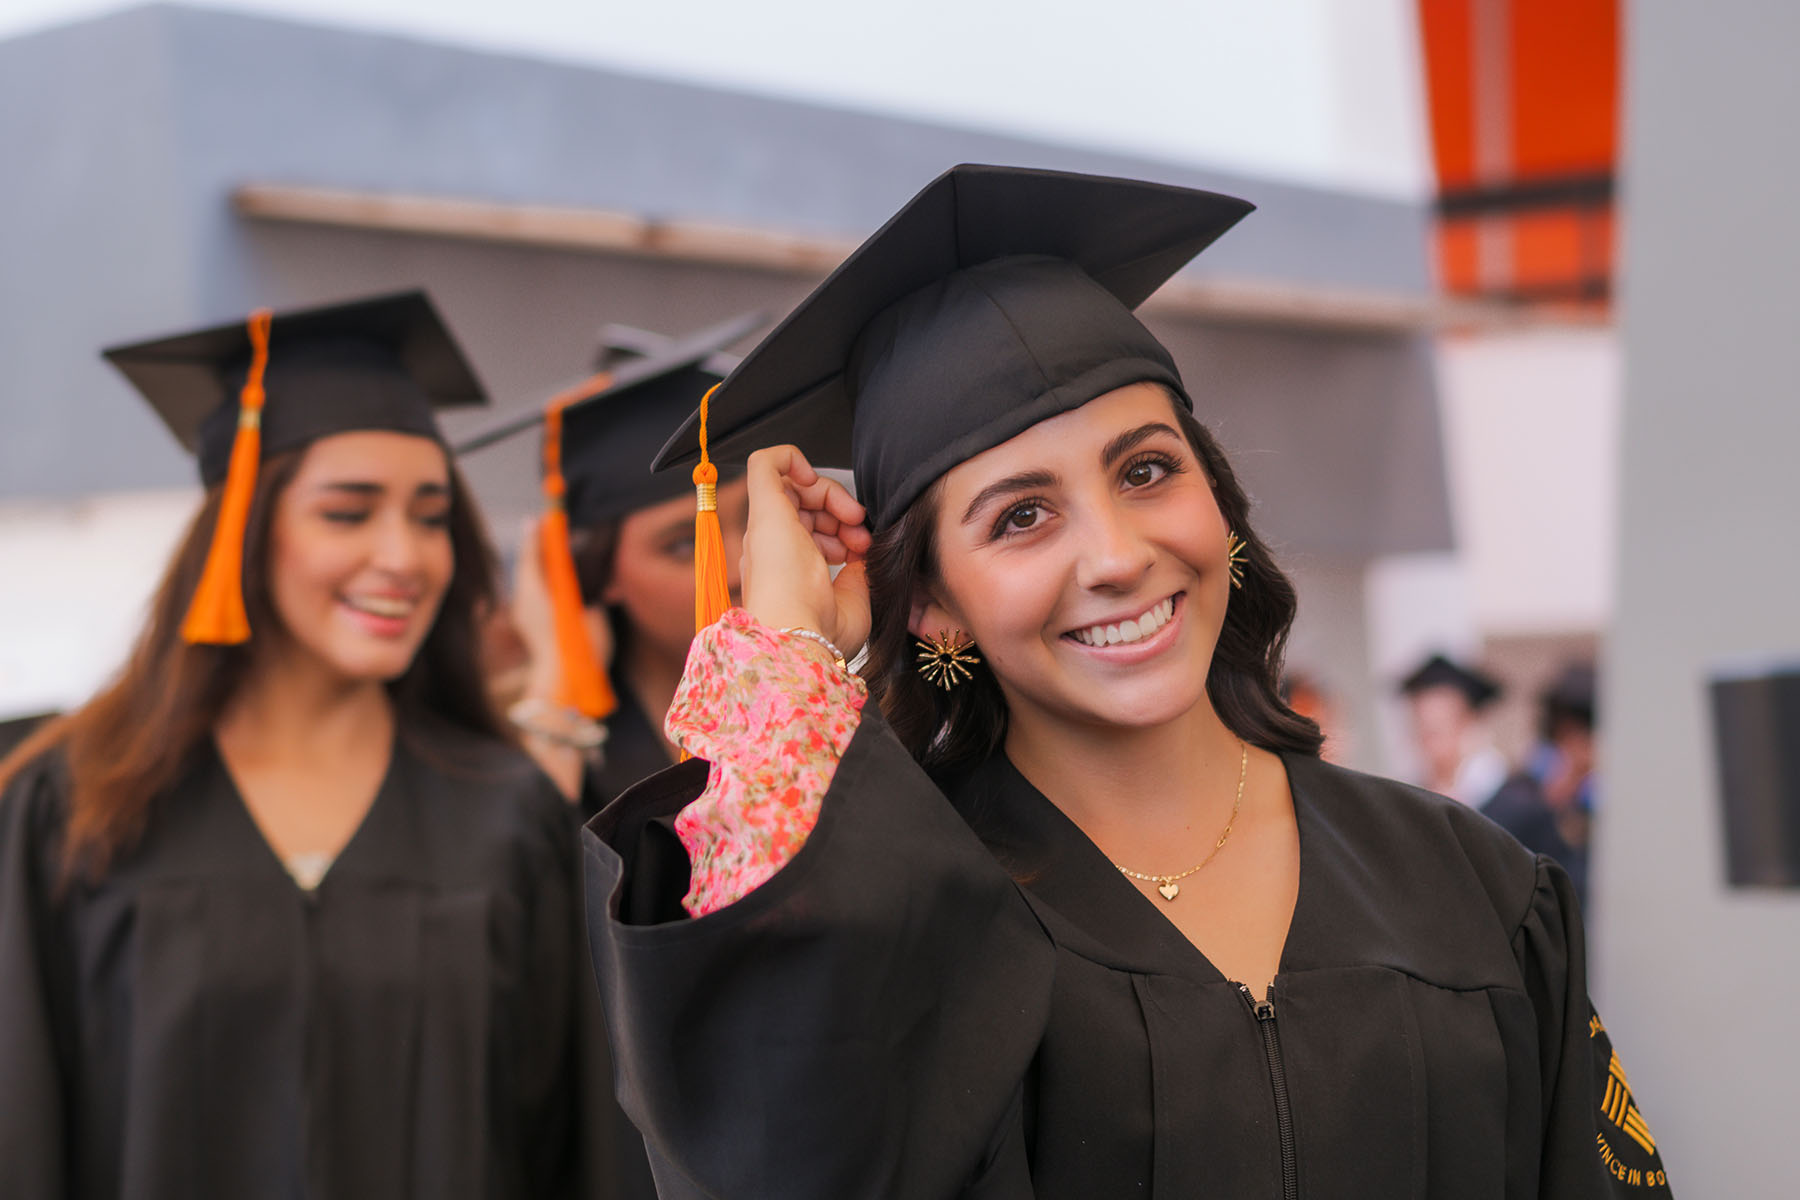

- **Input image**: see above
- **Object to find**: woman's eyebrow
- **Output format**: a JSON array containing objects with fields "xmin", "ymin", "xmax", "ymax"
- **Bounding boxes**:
[
  {"xmin": 310, "ymin": 481, "xmax": 450, "ymax": 499},
  {"xmin": 1100, "ymin": 422, "xmax": 1183, "ymax": 468},
  {"xmin": 961, "ymin": 470, "xmax": 1057, "ymax": 525},
  {"xmin": 315, "ymin": 481, "xmax": 385, "ymax": 498},
  {"xmin": 652, "ymin": 516, "xmax": 692, "ymax": 542}
]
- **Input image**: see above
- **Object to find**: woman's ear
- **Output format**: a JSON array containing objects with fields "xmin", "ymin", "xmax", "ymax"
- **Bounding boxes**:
[{"xmin": 907, "ymin": 587, "xmax": 963, "ymax": 643}]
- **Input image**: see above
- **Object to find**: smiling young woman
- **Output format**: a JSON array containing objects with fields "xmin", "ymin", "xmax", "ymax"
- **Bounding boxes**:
[
  {"xmin": 0, "ymin": 293, "xmax": 612, "ymax": 1198},
  {"xmin": 579, "ymin": 167, "xmax": 1673, "ymax": 1199}
]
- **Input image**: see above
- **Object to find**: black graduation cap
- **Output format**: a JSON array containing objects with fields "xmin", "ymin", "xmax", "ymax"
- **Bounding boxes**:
[
  {"xmin": 454, "ymin": 310, "xmax": 763, "ymax": 526},
  {"xmin": 104, "ymin": 289, "xmax": 485, "ymax": 487},
  {"xmin": 1541, "ymin": 662, "xmax": 1598, "ymax": 730},
  {"xmin": 1399, "ymin": 654, "xmax": 1503, "ymax": 710},
  {"xmin": 650, "ymin": 164, "xmax": 1254, "ymax": 530},
  {"xmin": 562, "ymin": 358, "xmax": 738, "ymax": 526}
]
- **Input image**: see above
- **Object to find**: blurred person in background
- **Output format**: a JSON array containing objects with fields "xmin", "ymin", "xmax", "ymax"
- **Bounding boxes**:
[
  {"xmin": 0, "ymin": 293, "xmax": 608, "ymax": 1198},
  {"xmin": 1279, "ymin": 670, "xmax": 1349, "ymax": 764},
  {"xmin": 477, "ymin": 325, "xmax": 750, "ymax": 819},
  {"xmin": 469, "ymin": 327, "xmax": 753, "ymax": 1200},
  {"xmin": 1527, "ymin": 662, "xmax": 1599, "ymax": 902},
  {"xmin": 1402, "ymin": 651, "xmax": 1589, "ymax": 907},
  {"xmin": 1399, "ymin": 652, "xmax": 1510, "ymax": 806}
]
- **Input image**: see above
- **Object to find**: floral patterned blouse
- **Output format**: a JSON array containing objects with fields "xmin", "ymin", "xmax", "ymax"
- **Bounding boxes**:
[{"xmin": 667, "ymin": 608, "xmax": 866, "ymax": 916}]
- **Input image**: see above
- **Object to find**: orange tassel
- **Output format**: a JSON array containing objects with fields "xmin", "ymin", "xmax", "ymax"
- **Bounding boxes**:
[
  {"xmin": 692, "ymin": 382, "xmax": 732, "ymax": 633},
  {"xmin": 181, "ymin": 309, "xmax": 272, "ymax": 645},
  {"xmin": 541, "ymin": 389, "xmax": 616, "ymax": 720}
]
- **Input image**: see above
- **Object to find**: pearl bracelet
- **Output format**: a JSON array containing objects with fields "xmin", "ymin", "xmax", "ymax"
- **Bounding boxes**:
[
  {"xmin": 508, "ymin": 696, "xmax": 610, "ymax": 752},
  {"xmin": 778, "ymin": 626, "xmax": 848, "ymax": 671}
]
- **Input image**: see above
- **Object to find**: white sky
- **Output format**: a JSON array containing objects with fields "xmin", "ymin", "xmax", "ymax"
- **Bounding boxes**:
[{"xmin": 0, "ymin": 0, "xmax": 1433, "ymax": 198}]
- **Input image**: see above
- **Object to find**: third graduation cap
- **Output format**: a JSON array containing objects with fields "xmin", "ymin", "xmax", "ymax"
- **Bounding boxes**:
[{"xmin": 652, "ymin": 164, "xmax": 1254, "ymax": 530}]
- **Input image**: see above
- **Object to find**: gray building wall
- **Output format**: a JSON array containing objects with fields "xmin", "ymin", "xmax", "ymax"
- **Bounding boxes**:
[
  {"xmin": 0, "ymin": 4, "xmax": 1440, "ymax": 528},
  {"xmin": 1599, "ymin": 3, "xmax": 1800, "ymax": 1192}
]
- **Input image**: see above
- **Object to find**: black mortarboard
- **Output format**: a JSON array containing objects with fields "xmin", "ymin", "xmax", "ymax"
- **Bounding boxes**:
[
  {"xmin": 1542, "ymin": 662, "xmax": 1598, "ymax": 730},
  {"xmin": 561, "ymin": 359, "xmax": 736, "ymax": 526},
  {"xmin": 650, "ymin": 164, "xmax": 1254, "ymax": 530},
  {"xmin": 454, "ymin": 311, "xmax": 763, "ymax": 527},
  {"xmin": 104, "ymin": 290, "xmax": 485, "ymax": 487},
  {"xmin": 1400, "ymin": 654, "xmax": 1503, "ymax": 710}
]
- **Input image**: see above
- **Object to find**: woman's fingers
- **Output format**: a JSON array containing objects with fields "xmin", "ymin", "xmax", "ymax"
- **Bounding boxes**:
[
  {"xmin": 789, "ymin": 474, "xmax": 865, "ymax": 529},
  {"xmin": 747, "ymin": 444, "xmax": 817, "ymax": 495},
  {"xmin": 838, "ymin": 521, "xmax": 874, "ymax": 554},
  {"xmin": 742, "ymin": 445, "xmax": 874, "ymax": 647}
]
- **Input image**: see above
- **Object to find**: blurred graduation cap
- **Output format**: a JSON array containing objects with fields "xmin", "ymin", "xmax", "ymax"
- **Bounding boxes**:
[
  {"xmin": 106, "ymin": 290, "xmax": 484, "ymax": 487},
  {"xmin": 592, "ymin": 323, "xmax": 679, "ymax": 372},
  {"xmin": 457, "ymin": 310, "xmax": 761, "ymax": 525},
  {"xmin": 1541, "ymin": 662, "xmax": 1598, "ymax": 731},
  {"xmin": 102, "ymin": 290, "xmax": 487, "ymax": 645},
  {"xmin": 1399, "ymin": 653, "xmax": 1503, "ymax": 710},
  {"xmin": 454, "ymin": 310, "xmax": 762, "ymax": 719},
  {"xmin": 651, "ymin": 163, "xmax": 1254, "ymax": 533}
]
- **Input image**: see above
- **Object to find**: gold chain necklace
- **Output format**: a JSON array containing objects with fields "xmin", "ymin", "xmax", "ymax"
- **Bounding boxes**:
[{"xmin": 1112, "ymin": 739, "xmax": 1248, "ymax": 901}]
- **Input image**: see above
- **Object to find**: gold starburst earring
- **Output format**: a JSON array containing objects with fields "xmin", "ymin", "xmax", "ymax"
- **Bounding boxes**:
[
  {"xmin": 1224, "ymin": 531, "xmax": 1247, "ymax": 590},
  {"xmin": 915, "ymin": 630, "xmax": 981, "ymax": 690}
]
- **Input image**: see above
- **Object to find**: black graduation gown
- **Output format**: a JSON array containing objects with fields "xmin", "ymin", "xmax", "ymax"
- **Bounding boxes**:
[
  {"xmin": 570, "ymin": 681, "xmax": 667, "ymax": 1200},
  {"xmin": 580, "ymin": 683, "xmax": 675, "ymax": 824},
  {"xmin": 583, "ymin": 709, "xmax": 1673, "ymax": 1199},
  {"xmin": 0, "ymin": 720, "xmax": 594, "ymax": 1200}
]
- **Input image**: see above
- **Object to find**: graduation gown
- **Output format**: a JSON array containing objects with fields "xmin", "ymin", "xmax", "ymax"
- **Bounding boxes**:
[
  {"xmin": 570, "ymin": 681, "xmax": 666, "ymax": 1200},
  {"xmin": 0, "ymin": 720, "xmax": 593, "ymax": 1200},
  {"xmin": 583, "ymin": 709, "xmax": 1672, "ymax": 1198},
  {"xmin": 580, "ymin": 682, "xmax": 675, "ymax": 824}
]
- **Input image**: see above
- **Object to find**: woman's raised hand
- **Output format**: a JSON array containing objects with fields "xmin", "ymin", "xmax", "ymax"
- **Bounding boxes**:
[{"xmin": 741, "ymin": 445, "xmax": 872, "ymax": 655}]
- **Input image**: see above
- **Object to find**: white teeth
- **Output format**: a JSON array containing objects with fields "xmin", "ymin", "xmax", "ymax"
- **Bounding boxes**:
[
  {"xmin": 1073, "ymin": 597, "xmax": 1176, "ymax": 647},
  {"xmin": 347, "ymin": 596, "xmax": 413, "ymax": 619}
]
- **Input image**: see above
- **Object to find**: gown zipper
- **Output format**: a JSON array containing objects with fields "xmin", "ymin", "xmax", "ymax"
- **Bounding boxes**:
[{"xmin": 1241, "ymin": 983, "xmax": 1298, "ymax": 1200}]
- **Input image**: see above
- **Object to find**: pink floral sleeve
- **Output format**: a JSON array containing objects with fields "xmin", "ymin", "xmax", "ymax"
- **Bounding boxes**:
[{"xmin": 666, "ymin": 608, "xmax": 867, "ymax": 916}]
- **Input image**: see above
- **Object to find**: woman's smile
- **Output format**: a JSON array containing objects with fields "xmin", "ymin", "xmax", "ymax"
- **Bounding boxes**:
[
  {"xmin": 337, "ymin": 590, "xmax": 425, "ymax": 639},
  {"xmin": 1063, "ymin": 591, "xmax": 1182, "ymax": 651}
]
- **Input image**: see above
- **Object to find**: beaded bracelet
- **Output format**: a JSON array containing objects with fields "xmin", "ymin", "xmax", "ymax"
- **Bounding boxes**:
[
  {"xmin": 508, "ymin": 696, "xmax": 610, "ymax": 752},
  {"xmin": 778, "ymin": 626, "xmax": 848, "ymax": 671}
]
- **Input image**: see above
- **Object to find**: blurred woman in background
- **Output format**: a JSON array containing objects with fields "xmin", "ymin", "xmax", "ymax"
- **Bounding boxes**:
[
  {"xmin": 483, "ymin": 325, "xmax": 750, "ymax": 818},
  {"xmin": 0, "ymin": 292, "xmax": 600, "ymax": 1198}
]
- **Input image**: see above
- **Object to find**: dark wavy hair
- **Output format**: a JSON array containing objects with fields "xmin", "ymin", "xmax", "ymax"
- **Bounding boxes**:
[
  {"xmin": 0, "ymin": 443, "xmax": 508, "ymax": 882},
  {"xmin": 862, "ymin": 391, "xmax": 1323, "ymax": 773}
]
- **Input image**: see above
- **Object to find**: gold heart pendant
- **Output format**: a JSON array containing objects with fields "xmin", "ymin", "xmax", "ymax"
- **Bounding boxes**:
[{"xmin": 1157, "ymin": 881, "xmax": 1180, "ymax": 901}]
